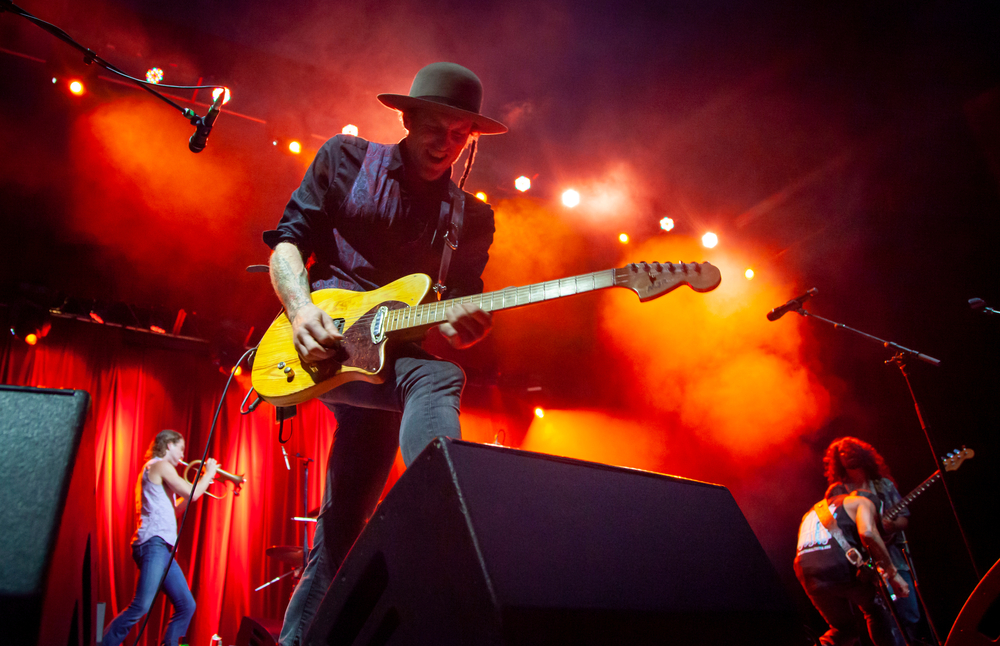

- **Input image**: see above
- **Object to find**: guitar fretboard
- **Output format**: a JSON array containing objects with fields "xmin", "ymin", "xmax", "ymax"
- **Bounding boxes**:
[
  {"xmin": 884, "ymin": 471, "xmax": 941, "ymax": 520},
  {"xmin": 386, "ymin": 269, "xmax": 618, "ymax": 332}
]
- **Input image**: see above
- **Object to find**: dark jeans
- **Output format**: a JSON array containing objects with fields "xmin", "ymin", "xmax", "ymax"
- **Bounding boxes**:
[
  {"xmin": 277, "ymin": 350, "xmax": 466, "ymax": 646},
  {"xmin": 893, "ymin": 569, "xmax": 923, "ymax": 639},
  {"xmin": 799, "ymin": 574, "xmax": 904, "ymax": 646},
  {"xmin": 102, "ymin": 536, "xmax": 196, "ymax": 646}
]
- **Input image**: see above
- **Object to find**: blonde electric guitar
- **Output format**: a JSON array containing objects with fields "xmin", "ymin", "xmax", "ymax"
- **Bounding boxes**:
[{"xmin": 252, "ymin": 261, "xmax": 722, "ymax": 406}]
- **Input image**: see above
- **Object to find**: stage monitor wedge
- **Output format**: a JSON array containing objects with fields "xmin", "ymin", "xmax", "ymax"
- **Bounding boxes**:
[
  {"xmin": 0, "ymin": 385, "xmax": 92, "ymax": 646},
  {"xmin": 305, "ymin": 438, "xmax": 803, "ymax": 646}
]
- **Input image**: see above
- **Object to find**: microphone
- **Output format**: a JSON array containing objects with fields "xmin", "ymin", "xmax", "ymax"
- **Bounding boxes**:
[
  {"xmin": 188, "ymin": 93, "xmax": 224, "ymax": 153},
  {"xmin": 969, "ymin": 298, "xmax": 1000, "ymax": 315},
  {"xmin": 767, "ymin": 288, "xmax": 818, "ymax": 321}
]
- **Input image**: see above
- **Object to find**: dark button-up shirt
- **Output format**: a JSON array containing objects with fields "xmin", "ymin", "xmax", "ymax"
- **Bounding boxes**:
[{"xmin": 264, "ymin": 135, "xmax": 494, "ymax": 300}]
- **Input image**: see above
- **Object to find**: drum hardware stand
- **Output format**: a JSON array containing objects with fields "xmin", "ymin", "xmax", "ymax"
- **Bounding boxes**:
[{"xmin": 294, "ymin": 452, "xmax": 315, "ymax": 570}]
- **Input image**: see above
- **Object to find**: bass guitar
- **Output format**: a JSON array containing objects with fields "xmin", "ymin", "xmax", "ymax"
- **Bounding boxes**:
[
  {"xmin": 252, "ymin": 261, "xmax": 722, "ymax": 406},
  {"xmin": 883, "ymin": 446, "xmax": 974, "ymax": 522},
  {"xmin": 856, "ymin": 447, "xmax": 974, "ymax": 581}
]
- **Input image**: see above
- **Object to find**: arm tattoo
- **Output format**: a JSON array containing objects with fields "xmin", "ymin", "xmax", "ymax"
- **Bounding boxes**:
[{"xmin": 270, "ymin": 246, "xmax": 312, "ymax": 318}]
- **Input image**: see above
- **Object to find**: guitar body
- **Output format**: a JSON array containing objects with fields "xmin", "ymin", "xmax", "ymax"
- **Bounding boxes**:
[{"xmin": 252, "ymin": 274, "xmax": 432, "ymax": 406}]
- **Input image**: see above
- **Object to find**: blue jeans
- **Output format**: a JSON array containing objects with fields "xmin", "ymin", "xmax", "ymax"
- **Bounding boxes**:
[
  {"xmin": 278, "ymin": 349, "xmax": 465, "ymax": 646},
  {"xmin": 103, "ymin": 536, "xmax": 196, "ymax": 646}
]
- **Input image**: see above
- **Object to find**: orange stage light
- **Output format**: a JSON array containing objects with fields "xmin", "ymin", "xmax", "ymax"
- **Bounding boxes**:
[
  {"xmin": 534, "ymin": 407, "xmax": 545, "ymax": 418},
  {"xmin": 561, "ymin": 189, "xmax": 580, "ymax": 208},
  {"xmin": 659, "ymin": 216, "xmax": 675, "ymax": 232},
  {"xmin": 475, "ymin": 192, "xmax": 487, "ymax": 202},
  {"xmin": 745, "ymin": 268, "xmax": 755, "ymax": 280},
  {"xmin": 342, "ymin": 124, "xmax": 359, "ymax": 136},
  {"xmin": 515, "ymin": 176, "xmax": 531, "ymax": 192},
  {"xmin": 701, "ymin": 232, "xmax": 718, "ymax": 248},
  {"xmin": 288, "ymin": 141, "xmax": 301, "ymax": 154},
  {"xmin": 68, "ymin": 80, "xmax": 85, "ymax": 95},
  {"xmin": 150, "ymin": 325, "xmax": 167, "ymax": 334},
  {"xmin": 25, "ymin": 333, "xmax": 38, "ymax": 346},
  {"xmin": 619, "ymin": 233, "xmax": 629, "ymax": 244}
]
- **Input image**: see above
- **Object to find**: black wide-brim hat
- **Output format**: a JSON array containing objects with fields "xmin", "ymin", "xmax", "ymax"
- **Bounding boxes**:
[{"xmin": 377, "ymin": 62, "xmax": 507, "ymax": 135}]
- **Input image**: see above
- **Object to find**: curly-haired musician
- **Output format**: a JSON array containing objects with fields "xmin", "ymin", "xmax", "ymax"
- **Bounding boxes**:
[
  {"xmin": 102, "ymin": 430, "xmax": 218, "ymax": 646},
  {"xmin": 825, "ymin": 436, "xmax": 924, "ymax": 641}
]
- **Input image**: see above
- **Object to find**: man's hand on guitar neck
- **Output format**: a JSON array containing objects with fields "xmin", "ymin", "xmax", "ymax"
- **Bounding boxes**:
[
  {"xmin": 439, "ymin": 303, "xmax": 492, "ymax": 349},
  {"xmin": 881, "ymin": 513, "xmax": 908, "ymax": 536},
  {"xmin": 291, "ymin": 303, "xmax": 344, "ymax": 362}
]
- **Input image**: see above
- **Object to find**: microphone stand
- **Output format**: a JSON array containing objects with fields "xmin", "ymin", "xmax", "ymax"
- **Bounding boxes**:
[
  {"xmin": 791, "ymin": 306, "xmax": 981, "ymax": 589},
  {"xmin": 1, "ymin": 0, "xmax": 219, "ymax": 140},
  {"xmin": 899, "ymin": 531, "xmax": 944, "ymax": 646}
]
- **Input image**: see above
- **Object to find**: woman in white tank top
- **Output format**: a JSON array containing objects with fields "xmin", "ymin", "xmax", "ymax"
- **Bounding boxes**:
[{"xmin": 102, "ymin": 430, "xmax": 218, "ymax": 646}]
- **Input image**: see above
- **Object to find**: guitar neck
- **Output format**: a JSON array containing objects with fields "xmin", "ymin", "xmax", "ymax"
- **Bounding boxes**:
[
  {"xmin": 386, "ymin": 269, "xmax": 619, "ymax": 333},
  {"xmin": 884, "ymin": 471, "xmax": 941, "ymax": 521}
]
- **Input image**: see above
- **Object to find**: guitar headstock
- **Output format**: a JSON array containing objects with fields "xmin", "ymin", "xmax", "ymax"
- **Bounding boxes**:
[
  {"xmin": 615, "ymin": 261, "xmax": 722, "ymax": 302},
  {"xmin": 942, "ymin": 447, "xmax": 974, "ymax": 472}
]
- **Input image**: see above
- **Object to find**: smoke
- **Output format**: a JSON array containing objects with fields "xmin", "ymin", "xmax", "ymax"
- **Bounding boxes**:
[
  {"xmin": 599, "ymin": 235, "xmax": 832, "ymax": 459},
  {"xmin": 64, "ymin": 96, "xmax": 266, "ymax": 310}
]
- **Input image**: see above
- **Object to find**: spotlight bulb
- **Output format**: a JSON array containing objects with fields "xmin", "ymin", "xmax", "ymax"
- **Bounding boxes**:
[{"xmin": 561, "ymin": 189, "xmax": 580, "ymax": 208}]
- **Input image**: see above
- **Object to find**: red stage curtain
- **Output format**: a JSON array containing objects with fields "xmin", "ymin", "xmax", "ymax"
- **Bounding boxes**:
[{"xmin": 1, "ymin": 317, "xmax": 347, "ymax": 645}]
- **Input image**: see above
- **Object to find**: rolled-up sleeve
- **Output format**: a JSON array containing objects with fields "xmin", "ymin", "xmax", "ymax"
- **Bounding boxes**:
[{"xmin": 263, "ymin": 138, "xmax": 343, "ymax": 257}]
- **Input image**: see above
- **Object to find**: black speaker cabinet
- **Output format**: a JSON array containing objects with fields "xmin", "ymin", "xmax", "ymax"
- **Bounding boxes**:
[
  {"xmin": 236, "ymin": 615, "xmax": 282, "ymax": 646},
  {"xmin": 0, "ymin": 385, "xmax": 92, "ymax": 646},
  {"xmin": 304, "ymin": 438, "xmax": 802, "ymax": 646}
]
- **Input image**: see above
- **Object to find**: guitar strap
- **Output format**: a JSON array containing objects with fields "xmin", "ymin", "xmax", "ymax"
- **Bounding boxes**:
[
  {"xmin": 813, "ymin": 498, "xmax": 867, "ymax": 569},
  {"xmin": 433, "ymin": 185, "xmax": 465, "ymax": 300}
]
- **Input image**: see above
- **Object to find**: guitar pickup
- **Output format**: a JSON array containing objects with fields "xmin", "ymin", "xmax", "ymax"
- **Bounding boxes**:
[{"xmin": 332, "ymin": 318, "xmax": 345, "ymax": 334}]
